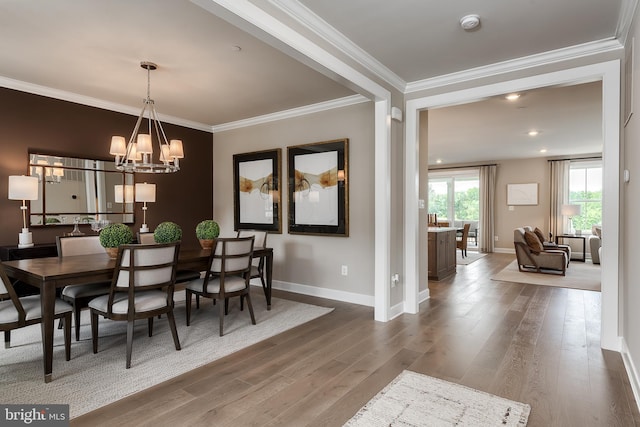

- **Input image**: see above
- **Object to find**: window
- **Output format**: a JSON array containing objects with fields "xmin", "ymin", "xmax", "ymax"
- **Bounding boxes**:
[
  {"xmin": 569, "ymin": 160, "xmax": 602, "ymax": 232},
  {"xmin": 428, "ymin": 170, "xmax": 479, "ymax": 225}
]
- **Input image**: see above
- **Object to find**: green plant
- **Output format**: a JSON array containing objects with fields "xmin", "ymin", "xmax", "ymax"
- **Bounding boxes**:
[
  {"xmin": 195, "ymin": 220, "xmax": 220, "ymax": 240},
  {"xmin": 154, "ymin": 221, "xmax": 182, "ymax": 243},
  {"xmin": 99, "ymin": 223, "xmax": 133, "ymax": 248}
]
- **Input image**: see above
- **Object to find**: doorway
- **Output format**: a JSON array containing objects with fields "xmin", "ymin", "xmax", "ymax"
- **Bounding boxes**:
[{"xmin": 404, "ymin": 61, "xmax": 621, "ymax": 350}]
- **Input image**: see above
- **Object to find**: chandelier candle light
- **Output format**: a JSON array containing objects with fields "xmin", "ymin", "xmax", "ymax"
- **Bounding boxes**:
[
  {"xmin": 8, "ymin": 175, "xmax": 39, "ymax": 248},
  {"xmin": 109, "ymin": 61, "xmax": 184, "ymax": 173}
]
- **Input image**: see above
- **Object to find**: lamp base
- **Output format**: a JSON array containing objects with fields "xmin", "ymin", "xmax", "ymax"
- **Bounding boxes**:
[
  {"xmin": 140, "ymin": 225, "xmax": 150, "ymax": 233},
  {"xmin": 18, "ymin": 229, "xmax": 34, "ymax": 248}
]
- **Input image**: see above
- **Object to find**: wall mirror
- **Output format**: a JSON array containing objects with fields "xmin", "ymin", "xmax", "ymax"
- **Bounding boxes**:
[{"xmin": 28, "ymin": 153, "xmax": 135, "ymax": 226}]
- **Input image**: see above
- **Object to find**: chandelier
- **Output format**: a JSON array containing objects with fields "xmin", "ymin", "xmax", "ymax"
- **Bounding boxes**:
[{"xmin": 109, "ymin": 61, "xmax": 184, "ymax": 173}]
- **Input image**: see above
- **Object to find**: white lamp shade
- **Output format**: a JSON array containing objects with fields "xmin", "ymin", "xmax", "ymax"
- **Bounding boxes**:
[
  {"xmin": 114, "ymin": 184, "xmax": 134, "ymax": 203},
  {"xmin": 137, "ymin": 134, "xmax": 153, "ymax": 154},
  {"xmin": 109, "ymin": 136, "xmax": 127, "ymax": 156},
  {"xmin": 169, "ymin": 139, "xmax": 184, "ymax": 159},
  {"xmin": 160, "ymin": 145, "xmax": 171, "ymax": 162},
  {"xmin": 8, "ymin": 175, "xmax": 38, "ymax": 201},
  {"xmin": 128, "ymin": 142, "xmax": 142, "ymax": 161},
  {"xmin": 135, "ymin": 183, "xmax": 156, "ymax": 202},
  {"xmin": 561, "ymin": 204, "xmax": 581, "ymax": 216}
]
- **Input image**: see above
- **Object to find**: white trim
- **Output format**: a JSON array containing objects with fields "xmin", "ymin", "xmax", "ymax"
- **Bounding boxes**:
[
  {"xmin": 404, "ymin": 60, "xmax": 621, "ymax": 351},
  {"xmin": 269, "ymin": 0, "xmax": 406, "ymax": 93},
  {"xmin": 268, "ymin": 280, "xmax": 374, "ymax": 307},
  {"xmin": 213, "ymin": 94, "xmax": 369, "ymax": 132},
  {"xmin": 622, "ymin": 337, "xmax": 640, "ymax": 414},
  {"xmin": 0, "ymin": 75, "xmax": 212, "ymax": 132},
  {"xmin": 405, "ymin": 39, "xmax": 622, "ymax": 94},
  {"xmin": 493, "ymin": 248, "xmax": 516, "ymax": 254},
  {"xmin": 198, "ymin": 0, "xmax": 393, "ymax": 322},
  {"xmin": 618, "ymin": 0, "xmax": 639, "ymax": 44},
  {"xmin": 374, "ymin": 100, "xmax": 392, "ymax": 321}
]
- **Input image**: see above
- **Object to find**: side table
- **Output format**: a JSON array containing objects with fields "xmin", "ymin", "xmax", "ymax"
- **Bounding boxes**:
[{"xmin": 555, "ymin": 234, "xmax": 586, "ymax": 262}]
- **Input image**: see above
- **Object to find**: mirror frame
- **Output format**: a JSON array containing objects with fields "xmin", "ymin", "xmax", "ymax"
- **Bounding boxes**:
[{"xmin": 28, "ymin": 151, "xmax": 135, "ymax": 227}]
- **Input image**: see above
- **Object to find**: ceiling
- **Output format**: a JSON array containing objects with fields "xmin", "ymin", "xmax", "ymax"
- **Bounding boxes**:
[{"xmin": 0, "ymin": 0, "xmax": 624, "ymax": 163}]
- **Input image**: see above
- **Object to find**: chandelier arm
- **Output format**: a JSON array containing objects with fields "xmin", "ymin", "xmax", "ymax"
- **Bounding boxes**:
[
  {"xmin": 122, "ymin": 101, "xmax": 148, "ymax": 166},
  {"xmin": 150, "ymin": 105, "xmax": 171, "ymax": 164}
]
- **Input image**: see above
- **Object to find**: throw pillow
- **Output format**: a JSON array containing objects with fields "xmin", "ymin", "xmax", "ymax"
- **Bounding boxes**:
[
  {"xmin": 533, "ymin": 227, "xmax": 546, "ymax": 243},
  {"xmin": 524, "ymin": 230, "xmax": 544, "ymax": 253}
]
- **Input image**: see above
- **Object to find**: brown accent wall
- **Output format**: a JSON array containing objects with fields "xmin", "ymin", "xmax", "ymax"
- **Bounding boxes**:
[{"xmin": 0, "ymin": 87, "xmax": 213, "ymax": 249}]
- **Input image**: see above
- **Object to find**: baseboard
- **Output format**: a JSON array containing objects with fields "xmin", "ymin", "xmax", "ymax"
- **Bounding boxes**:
[
  {"xmin": 263, "ymin": 279, "xmax": 375, "ymax": 307},
  {"xmin": 418, "ymin": 288, "xmax": 430, "ymax": 304},
  {"xmin": 621, "ymin": 338, "xmax": 640, "ymax": 414},
  {"xmin": 493, "ymin": 247, "xmax": 515, "ymax": 254}
]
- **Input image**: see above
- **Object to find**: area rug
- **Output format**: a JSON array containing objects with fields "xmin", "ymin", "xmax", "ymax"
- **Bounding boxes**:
[
  {"xmin": 344, "ymin": 370, "xmax": 530, "ymax": 426},
  {"xmin": 0, "ymin": 296, "xmax": 333, "ymax": 419},
  {"xmin": 492, "ymin": 259, "xmax": 600, "ymax": 291},
  {"xmin": 457, "ymin": 251, "xmax": 487, "ymax": 265}
]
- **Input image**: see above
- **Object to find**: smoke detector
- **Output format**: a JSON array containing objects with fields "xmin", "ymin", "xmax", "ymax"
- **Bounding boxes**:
[{"xmin": 460, "ymin": 14, "xmax": 481, "ymax": 31}]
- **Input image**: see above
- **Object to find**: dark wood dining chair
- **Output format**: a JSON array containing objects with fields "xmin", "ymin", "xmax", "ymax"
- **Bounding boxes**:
[
  {"xmin": 0, "ymin": 263, "xmax": 72, "ymax": 360},
  {"xmin": 236, "ymin": 229, "xmax": 268, "ymax": 309},
  {"xmin": 88, "ymin": 242, "xmax": 181, "ymax": 369},
  {"xmin": 457, "ymin": 223, "xmax": 471, "ymax": 258},
  {"xmin": 185, "ymin": 236, "xmax": 256, "ymax": 336},
  {"xmin": 57, "ymin": 235, "xmax": 112, "ymax": 341}
]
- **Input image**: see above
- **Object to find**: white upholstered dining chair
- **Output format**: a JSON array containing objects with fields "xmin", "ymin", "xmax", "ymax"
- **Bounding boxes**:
[
  {"xmin": 57, "ymin": 235, "xmax": 112, "ymax": 341},
  {"xmin": 0, "ymin": 262, "xmax": 72, "ymax": 360},
  {"xmin": 88, "ymin": 242, "xmax": 182, "ymax": 369}
]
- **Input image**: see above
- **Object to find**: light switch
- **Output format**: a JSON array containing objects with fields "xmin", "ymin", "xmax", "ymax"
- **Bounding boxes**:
[{"xmin": 418, "ymin": 199, "xmax": 425, "ymax": 209}]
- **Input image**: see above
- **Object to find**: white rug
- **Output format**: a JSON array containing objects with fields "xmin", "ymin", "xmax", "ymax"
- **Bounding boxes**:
[
  {"xmin": 492, "ymin": 259, "xmax": 601, "ymax": 291},
  {"xmin": 0, "ymin": 296, "xmax": 333, "ymax": 418},
  {"xmin": 345, "ymin": 370, "xmax": 530, "ymax": 426},
  {"xmin": 457, "ymin": 251, "xmax": 487, "ymax": 265}
]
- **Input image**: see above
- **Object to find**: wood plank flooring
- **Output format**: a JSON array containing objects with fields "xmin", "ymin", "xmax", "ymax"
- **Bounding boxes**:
[{"xmin": 71, "ymin": 253, "xmax": 639, "ymax": 426}]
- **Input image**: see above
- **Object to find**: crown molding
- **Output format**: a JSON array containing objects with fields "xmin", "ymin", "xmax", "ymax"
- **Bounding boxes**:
[
  {"xmin": 617, "ymin": 0, "xmax": 638, "ymax": 45},
  {"xmin": 212, "ymin": 94, "xmax": 369, "ymax": 132},
  {"xmin": 405, "ymin": 38, "xmax": 623, "ymax": 94},
  {"xmin": 270, "ymin": 0, "xmax": 407, "ymax": 93},
  {"xmin": 0, "ymin": 76, "xmax": 212, "ymax": 132}
]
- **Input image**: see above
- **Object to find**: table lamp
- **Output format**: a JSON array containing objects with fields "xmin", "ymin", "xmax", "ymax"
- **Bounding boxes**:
[
  {"xmin": 561, "ymin": 204, "xmax": 581, "ymax": 234},
  {"xmin": 135, "ymin": 182, "xmax": 156, "ymax": 233},
  {"xmin": 8, "ymin": 175, "xmax": 39, "ymax": 248}
]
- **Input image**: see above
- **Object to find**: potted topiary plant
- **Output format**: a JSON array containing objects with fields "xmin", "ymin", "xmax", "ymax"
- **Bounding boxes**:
[
  {"xmin": 99, "ymin": 223, "xmax": 133, "ymax": 258},
  {"xmin": 195, "ymin": 219, "xmax": 220, "ymax": 249},
  {"xmin": 154, "ymin": 221, "xmax": 182, "ymax": 243}
]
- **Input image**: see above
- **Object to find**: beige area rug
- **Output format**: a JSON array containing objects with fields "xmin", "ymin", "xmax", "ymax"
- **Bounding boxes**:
[
  {"xmin": 344, "ymin": 370, "xmax": 530, "ymax": 426},
  {"xmin": 0, "ymin": 296, "xmax": 333, "ymax": 419},
  {"xmin": 457, "ymin": 251, "xmax": 487, "ymax": 265},
  {"xmin": 492, "ymin": 259, "xmax": 601, "ymax": 291}
]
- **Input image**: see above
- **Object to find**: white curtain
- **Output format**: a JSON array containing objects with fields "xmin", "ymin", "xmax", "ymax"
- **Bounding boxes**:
[
  {"xmin": 479, "ymin": 165, "xmax": 496, "ymax": 252},
  {"xmin": 549, "ymin": 160, "xmax": 570, "ymax": 238}
]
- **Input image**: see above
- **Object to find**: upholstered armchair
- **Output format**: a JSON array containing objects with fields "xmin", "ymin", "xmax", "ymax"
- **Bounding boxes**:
[
  {"xmin": 590, "ymin": 225, "xmax": 602, "ymax": 264},
  {"xmin": 524, "ymin": 226, "xmax": 571, "ymax": 266},
  {"xmin": 514, "ymin": 228, "xmax": 567, "ymax": 275}
]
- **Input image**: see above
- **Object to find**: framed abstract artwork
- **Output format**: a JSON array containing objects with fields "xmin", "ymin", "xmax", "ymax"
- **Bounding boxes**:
[
  {"xmin": 507, "ymin": 183, "xmax": 538, "ymax": 206},
  {"xmin": 233, "ymin": 148, "xmax": 282, "ymax": 233},
  {"xmin": 287, "ymin": 138, "xmax": 349, "ymax": 236}
]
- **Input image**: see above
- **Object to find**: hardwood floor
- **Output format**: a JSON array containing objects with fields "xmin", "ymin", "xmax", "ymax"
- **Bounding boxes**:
[{"xmin": 72, "ymin": 253, "xmax": 639, "ymax": 427}]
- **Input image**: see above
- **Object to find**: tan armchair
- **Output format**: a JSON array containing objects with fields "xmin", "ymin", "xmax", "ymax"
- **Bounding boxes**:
[{"xmin": 514, "ymin": 228, "xmax": 567, "ymax": 275}]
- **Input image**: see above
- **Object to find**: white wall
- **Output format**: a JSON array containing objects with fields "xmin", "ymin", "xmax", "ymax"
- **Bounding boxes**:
[
  {"xmin": 212, "ymin": 102, "xmax": 376, "ymax": 303},
  {"xmin": 622, "ymin": 5, "xmax": 640, "ymax": 404}
]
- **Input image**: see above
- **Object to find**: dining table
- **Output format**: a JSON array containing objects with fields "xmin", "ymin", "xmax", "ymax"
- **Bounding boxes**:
[{"xmin": 1, "ymin": 246, "xmax": 273, "ymax": 383}]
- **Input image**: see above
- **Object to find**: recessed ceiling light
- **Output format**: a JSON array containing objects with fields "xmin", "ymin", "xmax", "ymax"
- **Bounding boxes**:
[
  {"xmin": 505, "ymin": 93, "xmax": 520, "ymax": 101},
  {"xmin": 460, "ymin": 14, "xmax": 480, "ymax": 31},
  {"xmin": 436, "ymin": 159, "xmax": 443, "ymax": 164},
  {"xmin": 528, "ymin": 130, "xmax": 539, "ymax": 137},
  {"xmin": 540, "ymin": 149, "xmax": 547, "ymax": 153}
]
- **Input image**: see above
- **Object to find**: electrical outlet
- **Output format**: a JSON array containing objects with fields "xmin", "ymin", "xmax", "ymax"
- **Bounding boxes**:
[
  {"xmin": 341, "ymin": 265, "xmax": 348, "ymax": 276},
  {"xmin": 494, "ymin": 235, "xmax": 499, "ymax": 241}
]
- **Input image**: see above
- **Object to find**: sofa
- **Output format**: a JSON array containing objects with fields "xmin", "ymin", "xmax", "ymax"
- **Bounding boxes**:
[
  {"xmin": 514, "ymin": 227, "xmax": 567, "ymax": 275},
  {"xmin": 590, "ymin": 225, "xmax": 602, "ymax": 264}
]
